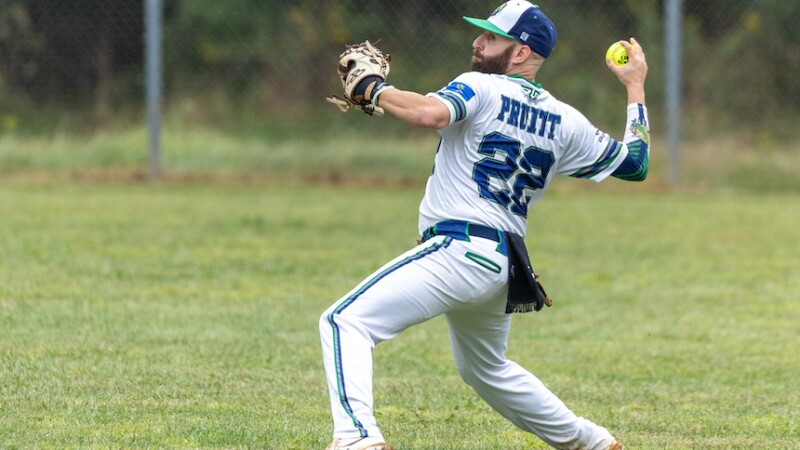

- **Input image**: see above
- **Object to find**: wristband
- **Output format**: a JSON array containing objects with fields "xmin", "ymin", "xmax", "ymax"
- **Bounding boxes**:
[
  {"xmin": 353, "ymin": 76, "xmax": 383, "ymax": 104},
  {"xmin": 371, "ymin": 84, "xmax": 395, "ymax": 106}
]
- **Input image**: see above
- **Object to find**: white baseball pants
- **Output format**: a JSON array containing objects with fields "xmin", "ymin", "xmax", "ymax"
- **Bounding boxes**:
[{"xmin": 319, "ymin": 235, "xmax": 616, "ymax": 450}]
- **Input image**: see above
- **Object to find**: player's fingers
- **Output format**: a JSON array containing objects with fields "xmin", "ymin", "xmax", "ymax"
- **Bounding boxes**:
[
  {"xmin": 619, "ymin": 39, "xmax": 636, "ymax": 57},
  {"xmin": 629, "ymin": 37, "xmax": 645, "ymax": 60},
  {"xmin": 619, "ymin": 39, "xmax": 644, "ymax": 68}
]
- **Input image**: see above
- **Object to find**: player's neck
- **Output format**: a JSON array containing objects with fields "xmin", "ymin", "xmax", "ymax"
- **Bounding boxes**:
[
  {"xmin": 506, "ymin": 66, "xmax": 538, "ymax": 83},
  {"xmin": 506, "ymin": 60, "xmax": 541, "ymax": 83}
]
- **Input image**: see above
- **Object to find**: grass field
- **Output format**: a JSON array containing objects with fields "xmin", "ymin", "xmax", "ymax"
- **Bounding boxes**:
[
  {"xmin": 1, "ymin": 179, "xmax": 798, "ymax": 449},
  {"xmin": 3, "ymin": 121, "xmax": 800, "ymax": 193}
]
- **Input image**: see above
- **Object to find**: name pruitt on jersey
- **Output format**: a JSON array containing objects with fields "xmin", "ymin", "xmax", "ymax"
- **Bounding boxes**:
[{"xmin": 496, "ymin": 94, "xmax": 562, "ymax": 140}]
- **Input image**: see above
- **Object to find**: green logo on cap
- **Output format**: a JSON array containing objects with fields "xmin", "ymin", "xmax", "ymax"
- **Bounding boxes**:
[{"xmin": 490, "ymin": 3, "xmax": 507, "ymax": 17}]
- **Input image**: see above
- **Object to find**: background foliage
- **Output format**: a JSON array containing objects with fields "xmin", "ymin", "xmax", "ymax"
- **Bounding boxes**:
[{"xmin": 0, "ymin": 0, "xmax": 798, "ymax": 136}]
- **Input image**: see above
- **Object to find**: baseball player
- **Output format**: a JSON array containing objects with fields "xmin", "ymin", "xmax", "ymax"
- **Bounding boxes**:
[{"xmin": 321, "ymin": 1, "xmax": 649, "ymax": 449}]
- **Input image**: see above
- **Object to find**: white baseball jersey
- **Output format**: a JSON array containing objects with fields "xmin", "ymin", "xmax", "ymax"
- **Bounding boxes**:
[
  {"xmin": 420, "ymin": 72, "xmax": 630, "ymax": 236},
  {"xmin": 321, "ymin": 70, "xmax": 642, "ymax": 450}
]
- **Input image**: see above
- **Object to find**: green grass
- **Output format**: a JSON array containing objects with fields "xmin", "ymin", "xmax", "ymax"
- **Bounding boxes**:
[
  {"xmin": 4, "ymin": 121, "xmax": 800, "ymax": 192},
  {"xmin": 0, "ymin": 182, "xmax": 798, "ymax": 449},
  {"xmin": 0, "ymin": 117, "xmax": 438, "ymax": 182}
]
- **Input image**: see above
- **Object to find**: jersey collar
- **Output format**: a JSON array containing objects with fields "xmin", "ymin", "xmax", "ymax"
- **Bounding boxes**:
[
  {"xmin": 508, "ymin": 74, "xmax": 544, "ymax": 100},
  {"xmin": 508, "ymin": 74, "xmax": 542, "ymax": 89}
]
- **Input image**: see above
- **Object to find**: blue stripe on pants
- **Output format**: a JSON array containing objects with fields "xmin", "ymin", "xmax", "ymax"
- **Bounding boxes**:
[{"xmin": 325, "ymin": 237, "xmax": 453, "ymax": 436}]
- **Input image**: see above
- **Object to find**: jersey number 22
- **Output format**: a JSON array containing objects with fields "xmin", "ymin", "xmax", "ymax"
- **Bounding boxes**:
[{"xmin": 472, "ymin": 132, "xmax": 554, "ymax": 218}]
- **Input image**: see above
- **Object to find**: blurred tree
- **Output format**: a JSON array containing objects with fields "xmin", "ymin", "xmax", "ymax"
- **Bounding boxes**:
[
  {"xmin": 0, "ymin": 3, "xmax": 42, "ymax": 99},
  {"xmin": 0, "ymin": 0, "xmax": 796, "ymax": 131},
  {"xmin": 0, "ymin": 0, "xmax": 142, "ymax": 119}
]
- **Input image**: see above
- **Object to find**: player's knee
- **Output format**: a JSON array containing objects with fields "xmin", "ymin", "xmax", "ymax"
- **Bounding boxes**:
[
  {"xmin": 319, "ymin": 310, "xmax": 334, "ymax": 335},
  {"xmin": 319, "ymin": 306, "xmax": 358, "ymax": 335}
]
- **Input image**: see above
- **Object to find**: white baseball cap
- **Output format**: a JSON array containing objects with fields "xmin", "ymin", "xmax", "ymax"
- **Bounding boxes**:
[{"xmin": 463, "ymin": 1, "xmax": 557, "ymax": 58}]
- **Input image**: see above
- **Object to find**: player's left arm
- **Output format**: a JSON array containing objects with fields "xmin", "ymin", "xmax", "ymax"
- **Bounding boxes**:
[
  {"xmin": 374, "ymin": 88, "xmax": 451, "ymax": 130},
  {"xmin": 608, "ymin": 38, "xmax": 650, "ymax": 182},
  {"xmin": 327, "ymin": 40, "xmax": 453, "ymax": 129}
]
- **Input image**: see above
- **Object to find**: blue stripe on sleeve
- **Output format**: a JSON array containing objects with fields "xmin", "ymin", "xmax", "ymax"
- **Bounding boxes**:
[
  {"xmin": 443, "ymin": 81, "xmax": 476, "ymax": 101},
  {"xmin": 638, "ymin": 104, "xmax": 647, "ymax": 126},
  {"xmin": 437, "ymin": 91, "xmax": 467, "ymax": 122},
  {"xmin": 570, "ymin": 139, "xmax": 622, "ymax": 179}
]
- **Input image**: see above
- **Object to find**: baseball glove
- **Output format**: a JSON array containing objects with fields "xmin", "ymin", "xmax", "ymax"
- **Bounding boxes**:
[{"xmin": 326, "ymin": 40, "xmax": 392, "ymax": 116}]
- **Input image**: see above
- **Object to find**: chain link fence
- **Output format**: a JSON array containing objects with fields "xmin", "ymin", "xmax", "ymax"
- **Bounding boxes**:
[{"xmin": 0, "ymin": 1, "xmax": 798, "ymax": 147}]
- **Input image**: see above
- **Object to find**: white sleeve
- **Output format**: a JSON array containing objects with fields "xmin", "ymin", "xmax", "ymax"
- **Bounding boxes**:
[
  {"xmin": 426, "ymin": 72, "xmax": 485, "ymax": 126},
  {"xmin": 622, "ymin": 103, "xmax": 650, "ymax": 144},
  {"xmin": 556, "ymin": 105, "xmax": 629, "ymax": 182}
]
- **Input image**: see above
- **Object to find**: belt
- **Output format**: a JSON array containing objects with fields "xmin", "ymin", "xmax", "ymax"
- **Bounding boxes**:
[{"xmin": 421, "ymin": 220, "xmax": 508, "ymax": 255}]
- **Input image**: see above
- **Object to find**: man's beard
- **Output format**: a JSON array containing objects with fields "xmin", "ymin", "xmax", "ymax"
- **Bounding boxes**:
[{"xmin": 471, "ymin": 44, "xmax": 516, "ymax": 74}]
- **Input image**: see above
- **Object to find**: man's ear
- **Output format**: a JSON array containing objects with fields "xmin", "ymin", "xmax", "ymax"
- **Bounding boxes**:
[{"xmin": 513, "ymin": 44, "xmax": 532, "ymax": 64}]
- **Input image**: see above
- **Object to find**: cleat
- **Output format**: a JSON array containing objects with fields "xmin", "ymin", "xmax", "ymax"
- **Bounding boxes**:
[{"xmin": 325, "ymin": 436, "xmax": 394, "ymax": 450}]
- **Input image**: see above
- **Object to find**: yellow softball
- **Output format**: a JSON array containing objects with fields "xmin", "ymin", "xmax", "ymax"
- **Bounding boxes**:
[{"xmin": 606, "ymin": 42, "xmax": 629, "ymax": 66}]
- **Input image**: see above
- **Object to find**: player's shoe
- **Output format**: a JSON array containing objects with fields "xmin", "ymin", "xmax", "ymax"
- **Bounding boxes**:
[
  {"xmin": 325, "ymin": 436, "xmax": 394, "ymax": 450},
  {"xmin": 604, "ymin": 441, "xmax": 624, "ymax": 450}
]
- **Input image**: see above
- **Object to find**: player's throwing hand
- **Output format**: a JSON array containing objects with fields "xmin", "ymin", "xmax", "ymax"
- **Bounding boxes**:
[{"xmin": 607, "ymin": 37, "xmax": 647, "ymax": 104}]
